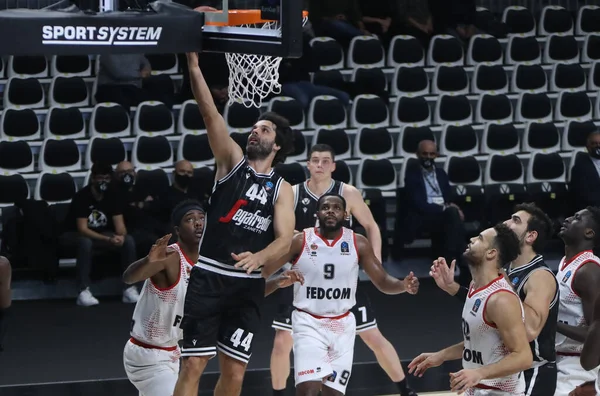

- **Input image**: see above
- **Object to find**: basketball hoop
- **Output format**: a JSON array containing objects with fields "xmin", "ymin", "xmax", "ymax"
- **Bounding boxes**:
[{"xmin": 205, "ymin": 10, "xmax": 309, "ymax": 109}]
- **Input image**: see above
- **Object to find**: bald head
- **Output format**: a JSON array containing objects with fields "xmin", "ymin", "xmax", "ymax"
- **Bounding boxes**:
[
  {"xmin": 417, "ymin": 139, "xmax": 437, "ymax": 170},
  {"xmin": 116, "ymin": 161, "xmax": 134, "ymax": 173},
  {"xmin": 173, "ymin": 160, "xmax": 194, "ymax": 191}
]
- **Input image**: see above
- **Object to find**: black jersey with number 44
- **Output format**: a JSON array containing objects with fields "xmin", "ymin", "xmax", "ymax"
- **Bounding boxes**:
[
  {"xmin": 198, "ymin": 158, "xmax": 284, "ymax": 279},
  {"xmin": 506, "ymin": 255, "xmax": 559, "ymax": 365},
  {"xmin": 294, "ymin": 180, "xmax": 350, "ymax": 230}
]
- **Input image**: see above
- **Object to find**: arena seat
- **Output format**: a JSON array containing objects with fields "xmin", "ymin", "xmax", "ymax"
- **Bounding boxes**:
[
  {"xmin": 84, "ymin": 136, "xmax": 127, "ymax": 169},
  {"xmin": 350, "ymin": 94, "xmax": 389, "ymax": 129},
  {"xmin": 311, "ymin": 128, "xmax": 352, "ymax": 160},
  {"xmin": 177, "ymin": 133, "xmax": 214, "ymax": 167},
  {"xmin": 475, "ymin": 93, "xmax": 513, "ymax": 124},
  {"xmin": 354, "ymin": 127, "xmax": 394, "ymax": 159},
  {"xmin": 0, "ymin": 140, "xmax": 34, "ymax": 174},
  {"xmin": 439, "ymin": 124, "xmax": 479, "ymax": 157},
  {"xmin": 44, "ymin": 107, "xmax": 86, "ymax": 140},
  {"xmin": 481, "ymin": 123, "xmax": 520, "ymax": 155}
]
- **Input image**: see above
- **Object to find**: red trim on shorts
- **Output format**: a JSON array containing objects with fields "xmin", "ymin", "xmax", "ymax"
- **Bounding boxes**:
[
  {"xmin": 482, "ymin": 289, "xmax": 516, "ymax": 328},
  {"xmin": 468, "ymin": 274, "xmax": 503, "ymax": 298},
  {"xmin": 557, "ymin": 351, "xmax": 581, "ymax": 356},
  {"xmin": 291, "ymin": 231, "xmax": 306, "ymax": 266},
  {"xmin": 314, "ymin": 227, "xmax": 343, "ymax": 247},
  {"xmin": 297, "ymin": 309, "xmax": 350, "ymax": 320},
  {"xmin": 129, "ymin": 337, "xmax": 178, "ymax": 351},
  {"xmin": 561, "ymin": 250, "xmax": 594, "ymax": 272}
]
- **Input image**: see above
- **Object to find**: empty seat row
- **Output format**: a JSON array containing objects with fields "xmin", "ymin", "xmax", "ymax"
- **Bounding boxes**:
[
  {"xmin": 313, "ymin": 31, "xmax": 600, "ymax": 71},
  {"xmin": 0, "ymin": 150, "xmax": 579, "ymax": 209},
  {"xmin": 0, "ymin": 54, "xmax": 179, "ymax": 79},
  {"xmin": 500, "ymin": 5, "xmax": 599, "ymax": 37}
]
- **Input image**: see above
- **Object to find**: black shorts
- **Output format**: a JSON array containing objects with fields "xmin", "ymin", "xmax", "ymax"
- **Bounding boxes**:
[
  {"xmin": 523, "ymin": 362, "xmax": 557, "ymax": 396},
  {"xmin": 271, "ymin": 283, "xmax": 378, "ymax": 334},
  {"xmin": 180, "ymin": 267, "xmax": 265, "ymax": 364}
]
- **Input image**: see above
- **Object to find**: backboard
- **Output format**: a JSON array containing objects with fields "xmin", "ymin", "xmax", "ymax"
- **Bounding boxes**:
[
  {"xmin": 0, "ymin": 0, "xmax": 304, "ymax": 58},
  {"xmin": 200, "ymin": 0, "xmax": 304, "ymax": 58}
]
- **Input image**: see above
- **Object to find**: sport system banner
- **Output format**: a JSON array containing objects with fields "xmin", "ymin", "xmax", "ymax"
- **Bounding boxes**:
[{"xmin": 0, "ymin": 1, "xmax": 205, "ymax": 55}]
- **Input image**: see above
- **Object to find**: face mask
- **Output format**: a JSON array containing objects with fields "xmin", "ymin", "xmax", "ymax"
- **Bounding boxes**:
[
  {"xmin": 590, "ymin": 148, "xmax": 600, "ymax": 159},
  {"xmin": 420, "ymin": 158, "xmax": 434, "ymax": 169},
  {"xmin": 97, "ymin": 181, "xmax": 109, "ymax": 192},
  {"xmin": 175, "ymin": 173, "xmax": 192, "ymax": 189},
  {"xmin": 121, "ymin": 173, "xmax": 134, "ymax": 188}
]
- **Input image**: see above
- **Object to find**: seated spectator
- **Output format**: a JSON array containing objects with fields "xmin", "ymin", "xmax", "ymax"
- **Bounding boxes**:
[
  {"xmin": 95, "ymin": 53, "xmax": 174, "ymax": 110},
  {"xmin": 429, "ymin": 0, "xmax": 478, "ymax": 40},
  {"xmin": 156, "ymin": 160, "xmax": 197, "ymax": 225},
  {"xmin": 279, "ymin": 33, "xmax": 350, "ymax": 109},
  {"xmin": 359, "ymin": 0, "xmax": 397, "ymax": 46},
  {"xmin": 60, "ymin": 162, "xmax": 139, "ymax": 307},
  {"xmin": 115, "ymin": 161, "xmax": 167, "ymax": 258},
  {"xmin": 570, "ymin": 131, "xmax": 600, "ymax": 211},
  {"xmin": 0, "ymin": 256, "xmax": 11, "ymax": 352},
  {"xmin": 400, "ymin": 140, "xmax": 468, "ymax": 282},
  {"xmin": 395, "ymin": 0, "xmax": 434, "ymax": 48},
  {"xmin": 310, "ymin": 0, "xmax": 370, "ymax": 48}
]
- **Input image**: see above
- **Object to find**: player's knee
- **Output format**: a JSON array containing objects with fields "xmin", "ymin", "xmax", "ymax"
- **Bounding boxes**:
[
  {"xmin": 295, "ymin": 381, "xmax": 322, "ymax": 396},
  {"xmin": 0, "ymin": 256, "xmax": 11, "ymax": 308},
  {"xmin": 180, "ymin": 356, "xmax": 209, "ymax": 378},
  {"xmin": 273, "ymin": 330, "xmax": 293, "ymax": 354}
]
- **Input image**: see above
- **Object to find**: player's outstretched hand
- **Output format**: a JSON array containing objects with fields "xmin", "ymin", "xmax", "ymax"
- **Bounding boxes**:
[
  {"xmin": 450, "ymin": 369, "xmax": 483, "ymax": 394},
  {"xmin": 232, "ymin": 251, "xmax": 264, "ymax": 274},
  {"xmin": 148, "ymin": 234, "xmax": 173, "ymax": 262},
  {"xmin": 407, "ymin": 352, "xmax": 444, "ymax": 377},
  {"xmin": 430, "ymin": 257, "xmax": 456, "ymax": 292},
  {"xmin": 403, "ymin": 271, "xmax": 419, "ymax": 294},
  {"xmin": 277, "ymin": 270, "xmax": 305, "ymax": 289}
]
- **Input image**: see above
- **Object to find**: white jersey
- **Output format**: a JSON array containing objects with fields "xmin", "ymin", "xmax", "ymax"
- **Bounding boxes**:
[
  {"xmin": 292, "ymin": 227, "xmax": 359, "ymax": 317},
  {"xmin": 597, "ymin": 373, "xmax": 600, "ymax": 394},
  {"xmin": 462, "ymin": 275, "xmax": 525, "ymax": 394},
  {"xmin": 556, "ymin": 250, "xmax": 600, "ymax": 354},
  {"xmin": 130, "ymin": 243, "xmax": 193, "ymax": 348}
]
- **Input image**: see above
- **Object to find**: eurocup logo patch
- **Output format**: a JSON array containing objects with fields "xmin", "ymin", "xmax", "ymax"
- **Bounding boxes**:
[
  {"xmin": 472, "ymin": 298, "xmax": 482, "ymax": 314},
  {"xmin": 512, "ymin": 277, "xmax": 519, "ymax": 285},
  {"xmin": 562, "ymin": 270, "xmax": 572, "ymax": 283},
  {"xmin": 265, "ymin": 181, "xmax": 273, "ymax": 191},
  {"xmin": 341, "ymin": 241, "xmax": 350, "ymax": 254}
]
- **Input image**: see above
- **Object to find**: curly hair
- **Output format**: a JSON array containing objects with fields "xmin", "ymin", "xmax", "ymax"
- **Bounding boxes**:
[
  {"xmin": 258, "ymin": 111, "xmax": 294, "ymax": 166},
  {"xmin": 493, "ymin": 223, "xmax": 521, "ymax": 267}
]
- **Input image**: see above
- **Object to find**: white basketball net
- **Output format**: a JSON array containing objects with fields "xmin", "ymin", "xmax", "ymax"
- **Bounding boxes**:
[{"xmin": 226, "ymin": 16, "xmax": 308, "ymax": 108}]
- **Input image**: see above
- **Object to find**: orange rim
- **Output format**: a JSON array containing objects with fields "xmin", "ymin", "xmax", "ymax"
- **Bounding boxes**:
[{"xmin": 205, "ymin": 9, "xmax": 309, "ymax": 27}]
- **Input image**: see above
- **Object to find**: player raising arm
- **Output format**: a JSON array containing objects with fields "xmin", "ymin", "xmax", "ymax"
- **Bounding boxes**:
[
  {"xmin": 174, "ymin": 53, "xmax": 295, "ymax": 396},
  {"xmin": 409, "ymin": 224, "xmax": 532, "ymax": 395}
]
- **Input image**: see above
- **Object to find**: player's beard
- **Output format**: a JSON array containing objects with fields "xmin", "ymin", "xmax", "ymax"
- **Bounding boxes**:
[
  {"xmin": 320, "ymin": 218, "xmax": 344, "ymax": 233},
  {"xmin": 247, "ymin": 138, "xmax": 274, "ymax": 161}
]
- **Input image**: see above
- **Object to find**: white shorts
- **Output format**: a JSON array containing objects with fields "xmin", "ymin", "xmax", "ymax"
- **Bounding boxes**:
[
  {"xmin": 123, "ymin": 339, "xmax": 181, "ymax": 396},
  {"xmin": 555, "ymin": 354, "xmax": 599, "ymax": 396},
  {"xmin": 465, "ymin": 388, "xmax": 523, "ymax": 396},
  {"xmin": 292, "ymin": 310, "xmax": 356, "ymax": 395}
]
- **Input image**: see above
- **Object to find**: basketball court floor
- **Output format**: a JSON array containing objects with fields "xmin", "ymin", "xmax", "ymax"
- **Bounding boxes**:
[{"xmin": 0, "ymin": 279, "xmax": 465, "ymax": 395}]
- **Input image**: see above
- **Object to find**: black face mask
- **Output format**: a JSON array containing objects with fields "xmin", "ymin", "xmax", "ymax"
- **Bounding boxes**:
[
  {"xmin": 175, "ymin": 173, "xmax": 192, "ymax": 189},
  {"xmin": 120, "ymin": 173, "xmax": 134, "ymax": 188},
  {"xmin": 420, "ymin": 158, "xmax": 434, "ymax": 169},
  {"xmin": 96, "ymin": 181, "xmax": 109, "ymax": 192},
  {"xmin": 590, "ymin": 148, "xmax": 600, "ymax": 159}
]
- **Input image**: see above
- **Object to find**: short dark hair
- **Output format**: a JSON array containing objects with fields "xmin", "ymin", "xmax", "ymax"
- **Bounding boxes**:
[
  {"xmin": 586, "ymin": 206, "xmax": 600, "ymax": 246},
  {"xmin": 258, "ymin": 111, "xmax": 294, "ymax": 166},
  {"xmin": 171, "ymin": 199, "xmax": 205, "ymax": 226},
  {"xmin": 91, "ymin": 162, "xmax": 113, "ymax": 177},
  {"xmin": 493, "ymin": 223, "xmax": 521, "ymax": 267},
  {"xmin": 514, "ymin": 202, "xmax": 553, "ymax": 252},
  {"xmin": 317, "ymin": 193, "xmax": 347, "ymax": 211},
  {"xmin": 308, "ymin": 144, "xmax": 335, "ymax": 161}
]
